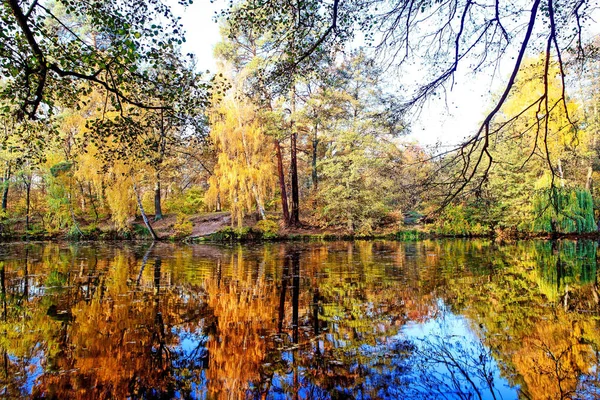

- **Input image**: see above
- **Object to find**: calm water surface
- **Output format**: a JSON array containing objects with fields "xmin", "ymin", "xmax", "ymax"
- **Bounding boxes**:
[{"xmin": 1, "ymin": 240, "xmax": 599, "ymax": 399}]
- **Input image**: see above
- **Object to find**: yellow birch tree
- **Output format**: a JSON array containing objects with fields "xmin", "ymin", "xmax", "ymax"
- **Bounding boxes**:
[{"xmin": 206, "ymin": 98, "xmax": 277, "ymax": 227}]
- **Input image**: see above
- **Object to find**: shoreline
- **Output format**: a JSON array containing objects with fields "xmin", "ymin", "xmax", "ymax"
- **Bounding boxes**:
[{"xmin": 1, "ymin": 228, "xmax": 600, "ymax": 244}]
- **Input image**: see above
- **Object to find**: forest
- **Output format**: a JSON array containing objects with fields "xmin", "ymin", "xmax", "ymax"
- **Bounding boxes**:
[
  {"xmin": 5, "ymin": 1, "xmax": 600, "ymax": 399},
  {"xmin": 1, "ymin": 0, "xmax": 599, "ymax": 241}
]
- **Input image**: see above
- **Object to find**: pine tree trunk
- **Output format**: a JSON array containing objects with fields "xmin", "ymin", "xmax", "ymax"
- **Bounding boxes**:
[
  {"xmin": 1, "ymin": 165, "xmax": 10, "ymax": 213},
  {"xmin": 289, "ymin": 85, "xmax": 300, "ymax": 226},
  {"xmin": 275, "ymin": 139, "xmax": 290, "ymax": 222}
]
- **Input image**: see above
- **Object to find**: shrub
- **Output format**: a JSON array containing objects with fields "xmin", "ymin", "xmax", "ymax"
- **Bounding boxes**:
[
  {"xmin": 165, "ymin": 187, "xmax": 205, "ymax": 215},
  {"xmin": 432, "ymin": 203, "xmax": 492, "ymax": 236},
  {"xmin": 173, "ymin": 213, "xmax": 193, "ymax": 238},
  {"xmin": 255, "ymin": 219, "xmax": 279, "ymax": 239}
]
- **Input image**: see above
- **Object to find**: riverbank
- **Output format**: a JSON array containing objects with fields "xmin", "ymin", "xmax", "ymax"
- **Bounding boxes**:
[{"xmin": 1, "ymin": 211, "xmax": 597, "ymax": 243}]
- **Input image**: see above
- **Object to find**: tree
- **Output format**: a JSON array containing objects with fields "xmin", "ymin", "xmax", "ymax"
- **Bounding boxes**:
[
  {"xmin": 0, "ymin": 115, "xmax": 48, "ymax": 230},
  {"xmin": 298, "ymin": 51, "xmax": 407, "ymax": 233},
  {"xmin": 1, "ymin": 0, "xmax": 191, "ymax": 119},
  {"xmin": 220, "ymin": 1, "xmax": 358, "ymax": 226},
  {"xmin": 431, "ymin": 56, "xmax": 594, "ymax": 234},
  {"xmin": 224, "ymin": 0, "xmax": 598, "ymax": 202},
  {"xmin": 206, "ymin": 98, "xmax": 277, "ymax": 226}
]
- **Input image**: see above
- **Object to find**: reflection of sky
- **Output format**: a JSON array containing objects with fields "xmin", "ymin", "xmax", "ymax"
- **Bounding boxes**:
[
  {"xmin": 401, "ymin": 299, "xmax": 518, "ymax": 400},
  {"xmin": 12, "ymin": 352, "xmax": 44, "ymax": 396},
  {"xmin": 261, "ymin": 300, "xmax": 520, "ymax": 399}
]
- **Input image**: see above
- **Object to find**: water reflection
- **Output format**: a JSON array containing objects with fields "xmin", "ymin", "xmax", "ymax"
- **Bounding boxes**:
[{"xmin": 0, "ymin": 240, "xmax": 599, "ymax": 399}]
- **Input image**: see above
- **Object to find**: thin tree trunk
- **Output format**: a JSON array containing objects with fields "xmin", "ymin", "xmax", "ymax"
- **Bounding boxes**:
[
  {"xmin": 155, "ymin": 108, "xmax": 166, "ymax": 222},
  {"xmin": 1, "ymin": 164, "xmax": 10, "ymax": 213},
  {"xmin": 68, "ymin": 180, "xmax": 83, "ymax": 237},
  {"xmin": 133, "ymin": 182, "xmax": 159, "ymax": 241},
  {"xmin": 253, "ymin": 184, "xmax": 267, "ymax": 220},
  {"xmin": 275, "ymin": 139, "xmax": 290, "ymax": 222},
  {"xmin": 216, "ymin": 192, "xmax": 222, "ymax": 212},
  {"xmin": 154, "ymin": 174, "xmax": 163, "ymax": 221},
  {"xmin": 238, "ymin": 116, "xmax": 266, "ymax": 219},
  {"xmin": 25, "ymin": 178, "xmax": 31, "ymax": 232},
  {"xmin": 289, "ymin": 85, "xmax": 300, "ymax": 226},
  {"xmin": 77, "ymin": 179, "xmax": 87, "ymax": 211},
  {"xmin": 311, "ymin": 123, "xmax": 318, "ymax": 190},
  {"xmin": 557, "ymin": 158, "xmax": 565, "ymax": 187},
  {"xmin": 69, "ymin": 203, "xmax": 83, "ymax": 237},
  {"xmin": 586, "ymin": 166, "xmax": 593, "ymax": 191}
]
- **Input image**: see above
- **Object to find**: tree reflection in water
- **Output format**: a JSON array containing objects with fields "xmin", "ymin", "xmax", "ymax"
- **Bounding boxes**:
[{"xmin": 0, "ymin": 240, "xmax": 598, "ymax": 399}]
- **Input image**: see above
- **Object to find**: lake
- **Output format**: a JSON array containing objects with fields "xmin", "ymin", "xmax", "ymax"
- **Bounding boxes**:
[{"xmin": 1, "ymin": 240, "xmax": 599, "ymax": 399}]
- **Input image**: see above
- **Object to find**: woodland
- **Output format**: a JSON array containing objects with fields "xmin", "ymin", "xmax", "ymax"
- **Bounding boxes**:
[{"xmin": 1, "ymin": 0, "xmax": 600, "ymax": 240}]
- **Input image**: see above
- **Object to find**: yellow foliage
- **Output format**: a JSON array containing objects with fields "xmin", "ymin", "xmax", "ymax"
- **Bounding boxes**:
[
  {"xmin": 206, "ymin": 98, "xmax": 277, "ymax": 226},
  {"xmin": 104, "ymin": 162, "xmax": 136, "ymax": 230},
  {"xmin": 498, "ymin": 56, "xmax": 586, "ymax": 172}
]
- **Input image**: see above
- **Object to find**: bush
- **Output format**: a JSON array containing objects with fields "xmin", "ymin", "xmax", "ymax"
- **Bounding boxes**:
[
  {"xmin": 165, "ymin": 187, "xmax": 205, "ymax": 215},
  {"xmin": 173, "ymin": 213, "xmax": 193, "ymax": 238},
  {"xmin": 255, "ymin": 219, "xmax": 280, "ymax": 239},
  {"xmin": 395, "ymin": 229, "xmax": 423, "ymax": 241},
  {"xmin": 432, "ymin": 203, "xmax": 492, "ymax": 236},
  {"xmin": 210, "ymin": 226, "xmax": 262, "ymax": 241}
]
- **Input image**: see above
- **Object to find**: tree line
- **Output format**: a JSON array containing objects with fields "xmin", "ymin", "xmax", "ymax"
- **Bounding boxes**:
[{"xmin": 0, "ymin": 0, "xmax": 599, "ymax": 238}]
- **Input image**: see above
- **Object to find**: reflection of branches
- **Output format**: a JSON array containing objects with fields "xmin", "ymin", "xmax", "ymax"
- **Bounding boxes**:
[{"xmin": 410, "ymin": 334, "xmax": 502, "ymax": 400}]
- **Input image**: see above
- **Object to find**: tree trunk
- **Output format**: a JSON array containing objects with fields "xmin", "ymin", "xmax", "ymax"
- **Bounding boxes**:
[
  {"xmin": 77, "ymin": 179, "xmax": 87, "ymax": 211},
  {"xmin": 216, "ymin": 193, "xmax": 222, "ymax": 212},
  {"xmin": 238, "ymin": 119, "xmax": 266, "ymax": 220},
  {"xmin": 25, "ymin": 178, "xmax": 31, "ymax": 232},
  {"xmin": 557, "ymin": 158, "xmax": 565, "ymax": 187},
  {"xmin": 275, "ymin": 139, "xmax": 290, "ymax": 222},
  {"xmin": 68, "ymin": 179, "xmax": 84, "ymax": 237},
  {"xmin": 133, "ymin": 183, "xmax": 159, "ymax": 241},
  {"xmin": 1, "ymin": 164, "xmax": 10, "ymax": 213},
  {"xmin": 586, "ymin": 166, "xmax": 593, "ymax": 191},
  {"xmin": 253, "ymin": 185, "xmax": 267, "ymax": 220},
  {"xmin": 154, "ymin": 175, "xmax": 163, "ymax": 221},
  {"xmin": 311, "ymin": 123, "xmax": 318, "ymax": 190},
  {"xmin": 289, "ymin": 85, "xmax": 300, "ymax": 226},
  {"xmin": 69, "ymin": 202, "xmax": 83, "ymax": 237}
]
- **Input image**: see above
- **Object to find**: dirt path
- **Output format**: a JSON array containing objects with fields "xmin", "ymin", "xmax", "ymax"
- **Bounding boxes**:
[{"xmin": 189, "ymin": 212, "xmax": 232, "ymax": 237}]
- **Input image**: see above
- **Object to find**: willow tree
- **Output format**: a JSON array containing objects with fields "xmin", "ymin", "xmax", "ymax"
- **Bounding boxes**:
[{"xmin": 206, "ymin": 99, "xmax": 277, "ymax": 227}]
